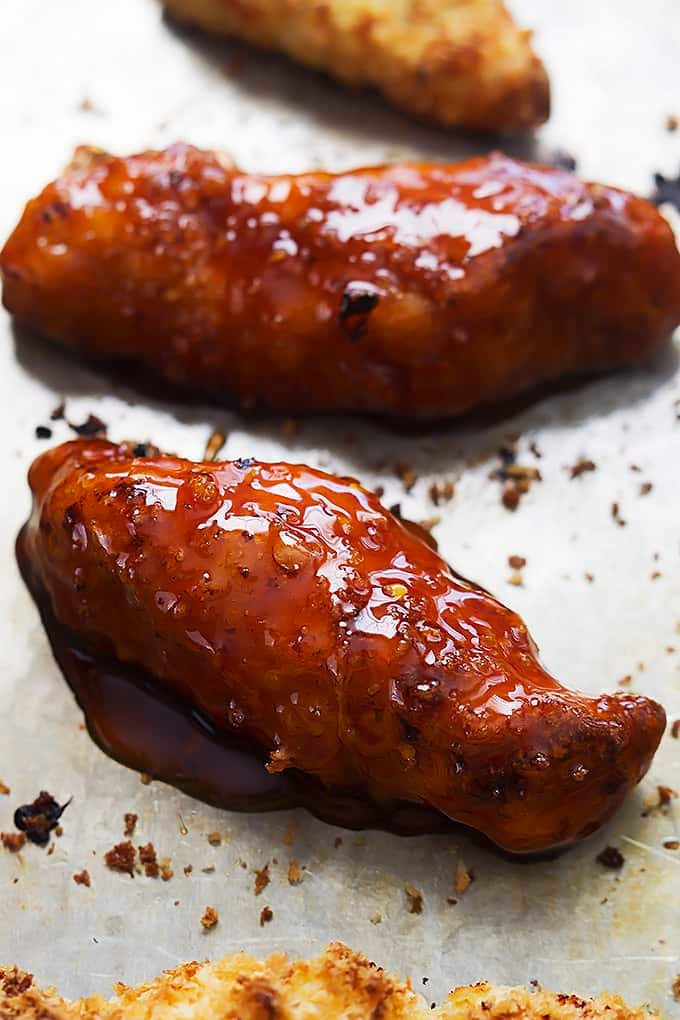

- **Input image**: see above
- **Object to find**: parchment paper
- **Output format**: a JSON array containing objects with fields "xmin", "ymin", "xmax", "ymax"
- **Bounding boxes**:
[{"xmin": 0, "ymin": 0, "xmax": 678, "ymax": 1011}]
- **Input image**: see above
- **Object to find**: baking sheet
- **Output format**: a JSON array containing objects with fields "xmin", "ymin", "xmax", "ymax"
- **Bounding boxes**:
[{"xmin": 0, "ymin": 0, "xmax": 679, "ymax": 1010}]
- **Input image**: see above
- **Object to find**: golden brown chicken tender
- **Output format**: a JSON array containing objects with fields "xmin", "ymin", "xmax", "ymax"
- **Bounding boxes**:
[
  {"xmin": 162, "ymin": 0, "xmax": 550, "ymax": 132},
  {"xmin": 0, "ymin": 944, "xmax": 661, "ymax": 1020}
]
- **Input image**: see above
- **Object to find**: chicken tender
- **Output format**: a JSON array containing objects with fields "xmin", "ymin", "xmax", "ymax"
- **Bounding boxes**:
[
  {"xmin": 0, "ymin": 943, "xmax": 661, "ymax": 1020},
  {"xmin": 21, "ymin": 439, "xmax": 665, "ymax": 853},
  {"xmin": 162, "ymin": 0, "xmax": 549, "ymax": 133},
  {"xmin": 3, "ymin": 146, "xmax": 680, "ymax": 421}
]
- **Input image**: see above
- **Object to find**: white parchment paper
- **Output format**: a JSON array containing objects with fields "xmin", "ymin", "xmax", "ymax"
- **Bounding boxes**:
[{"xmin": 0, "ymin": 0, "xmax": 678, "ymax": 1011}]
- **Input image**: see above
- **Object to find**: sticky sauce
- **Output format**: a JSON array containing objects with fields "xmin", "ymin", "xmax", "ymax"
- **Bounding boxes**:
[{"xmin": 17, "ymin": 524, "xmax": 455, "ymax": 836}]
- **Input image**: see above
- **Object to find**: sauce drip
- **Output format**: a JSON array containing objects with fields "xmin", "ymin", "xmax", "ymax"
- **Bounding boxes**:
[{"xmin": 17, "ymin": 525, "xmax": 454, "ymax": 836}]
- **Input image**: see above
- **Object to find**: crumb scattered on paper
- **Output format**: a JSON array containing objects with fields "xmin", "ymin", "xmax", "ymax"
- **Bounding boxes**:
[
  {"xmin": 201, "ymin": 906, "xmax": 219, "ymax": 930},
  {"xmin": 253, "ymin": 863, "xmax": 270, "ymax": 896},
  {"xmin": 405, "ymin": 883, "xmax": 423, "ymax": 914}
]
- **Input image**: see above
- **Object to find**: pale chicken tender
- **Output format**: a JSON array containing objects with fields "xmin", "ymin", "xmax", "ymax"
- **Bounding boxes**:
[
  {"xmin": 162, "ymin": 0, "xmax": 550, "ymax": 132},
  {"xmin": 0, "ymin": 944, "xmax": 662, "ymax": 1020}
]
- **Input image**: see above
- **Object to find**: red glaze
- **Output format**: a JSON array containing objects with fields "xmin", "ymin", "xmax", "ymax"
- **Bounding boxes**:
[
  {"xmin": 3, "ymin": 146, "xmax": 680, "ymax": 419},
  {"xmin": 23, "ymin": 440, "xmax": 665, "ymax": 852}
]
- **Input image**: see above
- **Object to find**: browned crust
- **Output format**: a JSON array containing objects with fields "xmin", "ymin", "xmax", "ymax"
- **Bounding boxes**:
[
  {"xmin": 0, "ymin": 944, "xmax": 661, "ymax": 1020},
  {"xmin": 162, "ymin": 0, "xmax": 549, "ymax": 132}
]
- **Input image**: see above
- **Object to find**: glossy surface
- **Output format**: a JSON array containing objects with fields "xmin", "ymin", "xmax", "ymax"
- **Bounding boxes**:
[
  {"xmin": 22, "ymin": 440, "xmax": 666, "ymax": 852},
  {"xmin": 3, "ymin": 147, "xmax": 680, "ymax": 419}
]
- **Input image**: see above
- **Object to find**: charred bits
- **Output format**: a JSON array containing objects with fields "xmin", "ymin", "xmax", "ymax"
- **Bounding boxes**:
[
  {"xmin": 68, "ymin": 414, "xmax": 107, "ymax": 437},
  {"xmin": 338, "ymin": 283, "xmax": 380, "ymax": 340},
  {"xmin": 650, "ymin": 168, "xmax": 680, "ymax": 211},
  {"xmin": 14, "ymin": 791, "xmax": 71, "ymax": 846},
  {"xmin": 490, "ymin": 438, "xmax": 541, "ymax": 510},
  {"xmin": 596, "ymin": 845, "xmax": 625, "ymax": 870}
]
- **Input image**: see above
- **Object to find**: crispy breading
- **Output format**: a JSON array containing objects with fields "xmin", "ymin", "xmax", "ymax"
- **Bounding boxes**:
[
  {"xmin": 0, "ymin": 944, "xmax": 661, "ymax": 1020},
  {"xmin": 162, "ymin": 0, "xmax": 549, "ymax": 132}
]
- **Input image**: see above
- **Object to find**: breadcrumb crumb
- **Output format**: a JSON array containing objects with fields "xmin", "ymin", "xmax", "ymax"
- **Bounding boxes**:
[{"xmin": 201, "ymin": 906, "xmax": 219, "ymax": 930}]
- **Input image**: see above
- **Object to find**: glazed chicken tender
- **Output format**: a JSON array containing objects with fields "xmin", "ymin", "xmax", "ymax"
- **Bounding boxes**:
[
  {"xmin": 161, "ymin": 0, "xmax": 549, "ymax": 132},
  {"xmin": 3, "ymin": 146, "xmax": 680, "ymax": 421},
  {"xmin": 21, "ymin": 439, "xmax": 665, "ymax": 853},
  {"xmin": 0, "ymin": 943, "xmax": 662, "ymax": 1020}
]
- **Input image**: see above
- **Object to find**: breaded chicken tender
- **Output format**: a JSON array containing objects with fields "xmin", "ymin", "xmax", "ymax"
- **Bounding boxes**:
[
  {"xmin": 0, "ymin": 943, "xmax": 660, "ymax": 1020},
  {"xmin": 162, "ymin": 0, "xmax": 550, "ymax": 132}
]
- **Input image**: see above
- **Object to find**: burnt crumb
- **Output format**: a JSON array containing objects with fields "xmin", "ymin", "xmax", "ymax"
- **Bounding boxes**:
[
  {"xmin": 650, "ymin": 168, "xmax": 680, "ymax": 210},
  {"xmin": 491, "ymin": 440, "xmax": 541, "ymax": 510},
  {"xmin": 68, "ymin": 413, "xmax": 107, "ymax": 437},
  {"xmin": 529, "ymin": 441, "xmax": 542, "ymax": 459},
  {"xmin": 54, "ymin": 825, "xmax": 63, "ymax": 837},
  {"xmin": 105, "ymin": 840, "xmax": 136, "ymax": 876},
  {"xmin": 139, "ymin": 773, "xmax": 152, "ymax": 785},
  {"xmin": 35, "ymin": 425, "xmax": 52, "ymax": 440},
  {"xmin": 389, "ymin": 502, "xmax": 403, "ymax": 518},
  {"xmin": 201, "ymin": 905, "xmax": 219, "ymax": 930},
  {"xmin": 73, "ymin": 869, "xmax": 91, "ymax": 887},
  {"xmin": 667, "ymin": 114, "xmax": 679, "ymax": 132},
  {"xmin": 259, "ymin": 905, "xmax": 274, "ymax": 927},
  {"xmin": 253, "ymin": 863, "xmax": 270, "ymax": 895},
  {"xmin": 446, "ymin": 897, "xmax": 458, "ymax": 906},
  {"xmin": 333, "ymin": 836, "xmax": 343, "ymax": 849},
  {"xmin": 287, "ymin": 859, "xmax": 303, "ymax": 885},
  {"xmin": 405, "ymin": 882, "xmax": 423, "ymax": 914},
  {"xmin": 132, "ymin": 443, "xmax": 151, "ymax": 458},
  {"xmin": 429, "ymin": 480, "xmax": 454, "ymax": 506},
  {"xmin": 597, "ymin": 845, "xmax": 625, "ymax": 870},
  {"xmin": 501, "ymin": 485, "xmax": 520, "ymax": 511},
  {"xmin": 584, "ymin": 572, "xmax": 594, "ymax": 583},
  {"xmin": 139, "ymin": 842, "xmax": 159, "ymax": 878},
  {"xmin": 338, "ymin": 284, "xmax": 380, "ymax": 340},
  {"xmin": 14, "ymin": 791, "xmax": 71, "ymax": 846},
  {"xmin": 569, "ymin": 458, "xmax": 596, "ymax": 479},
  {"xmin": 50, "ymin": 401, "xmax": 65, "ymax": 421},
  {"xmin": 672, "ymin": 975, "xmax": 680, "ymax": 1001},
  {"xmin": 672, "ymin": 719, "xmax": 680, "ymax": 739},
  {"xmin": 508, "ymin": 555, "xmax": 526, "ymax": 570},
  {"xmin": 611, "ymin": 502, "xmax": 626, "ymax": 527},
  {"xmin": 207, "ymin": 831, "xmax": 222, "ymax": 846},
  {"xmin": 123, "ymin": 813, "xmax": 137, "ymax": 837},
  {"xmin": 1, "ymin": 832, "xmax": 26, "ymax": 853},
  {"xmin": 664, "ymin": 840, "xmax": 680, "ymax": 851},
  {"xmin": 549, "ymin": 149, "xmax": 578, "ymax": 172},
  {"xmin": 639, "ymin": 482, "xmax": 653, "ymax": 496},
  {"xmin": 239, "ymin": 565, "xmax": 250, "ymax": 578}
]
